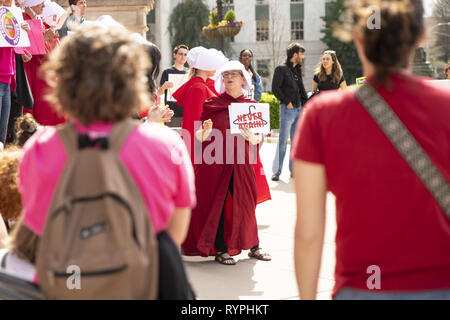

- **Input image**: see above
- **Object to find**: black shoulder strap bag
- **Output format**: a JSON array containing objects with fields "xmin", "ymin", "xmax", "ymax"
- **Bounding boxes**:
[{"xmin": 354, "ymin": 84, "xmax": 450, "ymax": 219}]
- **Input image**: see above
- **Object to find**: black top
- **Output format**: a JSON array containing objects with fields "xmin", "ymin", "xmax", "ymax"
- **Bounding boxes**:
[
  {"xmin": 313, "ymin": 74, "xmax": 345, "ymax": 91},
  {"xmin": 271, "ymin": 60, "xmax": 308, "ymax": 108},
  {"xmin": 160, "ymin": 67, "xmax": 186, "ymax": 117}
]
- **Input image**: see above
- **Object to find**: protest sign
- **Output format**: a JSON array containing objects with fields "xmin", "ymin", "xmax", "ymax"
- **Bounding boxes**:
[
  {"xmin": 167, "ymin": 73, "xmax": 188, "ymax": 102},
  {"xmin": 0, "ymin": 6, "xmax": 30, "ymax": 47},
  {"xmin": 42, "ymin": 1, "xmax": 67, "ymax": 28},
  {"xmin": 228, "ymin": 103, "xmax": 270, "ymax": 134}
]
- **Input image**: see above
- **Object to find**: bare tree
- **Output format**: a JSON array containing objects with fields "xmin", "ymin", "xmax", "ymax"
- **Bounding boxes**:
[{"xmin": 255, "ymin": 1, "xmax": 289, "ymax": 89}]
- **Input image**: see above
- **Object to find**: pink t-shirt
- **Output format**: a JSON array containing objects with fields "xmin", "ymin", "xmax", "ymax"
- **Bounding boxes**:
[{"xmin": 18, "ymin": 122, "xmax": 196, "ymax": 236}]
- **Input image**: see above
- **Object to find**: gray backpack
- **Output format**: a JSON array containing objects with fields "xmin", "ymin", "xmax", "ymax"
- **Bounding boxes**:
[{"xmin": 36, "ymin": 119, "xmax": 159, "ymax": 299}]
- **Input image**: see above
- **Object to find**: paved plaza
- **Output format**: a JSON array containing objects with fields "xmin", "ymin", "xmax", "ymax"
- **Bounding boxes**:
[{"xmin": 183, "ymin": 142, "xmax": 337, "ymax": 300}]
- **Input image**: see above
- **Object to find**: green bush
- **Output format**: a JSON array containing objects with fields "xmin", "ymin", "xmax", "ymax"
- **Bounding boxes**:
[
  {"xmin": 224, "ymin": 9, "xmax": 236, "ymax": 23},
  {"xmin": 259, "ymin": 92, "xmax": 280, "ymax": 130}
]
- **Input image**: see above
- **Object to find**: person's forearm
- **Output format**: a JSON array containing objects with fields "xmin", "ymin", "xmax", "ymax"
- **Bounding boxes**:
[
  {"xmin": 294, "ymin": 233, "xmax": 324, "ymax": 300},
  {"xmin": 0, "ymin": 216, "xmax": 9, "ymax": 248},
  {"xmin": 167, "ymin": 208, "xmax": 191, "ymax": 245}
]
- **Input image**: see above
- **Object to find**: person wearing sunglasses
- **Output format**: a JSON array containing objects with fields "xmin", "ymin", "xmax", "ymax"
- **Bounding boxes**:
[
  {"xmin": 181, "ymin": 60, "xmax": 271, "ymax": 266},
  {"xmin": 159, "ymin": 44, "xmax": 189, "ymax": 127},
  {"xmin": 172, "ymin": 46, "xmax": 228, "ymax": 163}
]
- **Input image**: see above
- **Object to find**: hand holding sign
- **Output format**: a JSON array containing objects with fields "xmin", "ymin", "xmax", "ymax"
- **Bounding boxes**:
[
  {"xmin": 20, "ymin": 22, "xmax": 30, "ymax": 33},
  {"xmin": 240, "ymin": 127, "xmax": 262, "ymax": 145}
]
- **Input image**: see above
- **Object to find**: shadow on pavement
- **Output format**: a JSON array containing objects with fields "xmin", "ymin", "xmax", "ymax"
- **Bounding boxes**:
[
  {"xmin": 183, "ymin": 256, "xmax": 265, "ymax": 300},
  {"xmin": 269, "ymin": 181, "xmax": 295, "ymax": 194}
]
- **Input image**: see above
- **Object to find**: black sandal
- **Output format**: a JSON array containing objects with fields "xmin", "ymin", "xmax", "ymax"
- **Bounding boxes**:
[
  {"xmin": 215, "ymin": 252, "xmax": 237, "ymax": 265},
  {"xmin": 248, "ymin": 247, "xmax": 272, "ymax": 261}
]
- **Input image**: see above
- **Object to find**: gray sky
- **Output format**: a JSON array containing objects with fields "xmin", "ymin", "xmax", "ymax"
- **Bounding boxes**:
[{"xmin": 423, "ymin": 0, "xmax": 436, "ymax": 17}]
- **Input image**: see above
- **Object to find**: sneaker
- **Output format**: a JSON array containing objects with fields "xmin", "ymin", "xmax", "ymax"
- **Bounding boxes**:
[{"xmin": 271, "ymin": 173, "xmax": 280, "ymax": 181}]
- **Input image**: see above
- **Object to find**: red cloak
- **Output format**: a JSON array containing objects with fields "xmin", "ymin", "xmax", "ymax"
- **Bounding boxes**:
[
  {"xmin": 172, "ymin": 77, "xmax": 216, "ymax": 163},
  {"xmin": 206, "ymin": 78, "xmax": 218, "ymax": 95},
  {"xmin": 22, "ymin": 14, "xmax": 65, "ymax": 126},
  {"xmin": 181, "ymin": 93, "xmax": 270, "ymax": 257}
]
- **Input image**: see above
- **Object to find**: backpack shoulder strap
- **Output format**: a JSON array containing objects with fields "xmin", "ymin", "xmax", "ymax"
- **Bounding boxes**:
[
  {"xmin": 56, "ymin": 124, "xmax": 78, "ymax": 157},
  {"xmin": 108, "ymin": 118, "xmax": 141, "ymax": 154},
  {"xmin": 354, "ymin": 84, "xmax": 450, "ymax": 219}
]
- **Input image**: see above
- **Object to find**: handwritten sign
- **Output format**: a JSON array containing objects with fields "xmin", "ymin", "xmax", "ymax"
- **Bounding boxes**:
[
  {"xmin": 228, "ymin": 103, "xmax": 270, "ymax": 134},
  {"xmin": 167, "ymin": 73, "xmax": 188, "ymax": 102},
  {"xmin": 0, "ymin": 6, "xmax": 30, "ymax": 48}
]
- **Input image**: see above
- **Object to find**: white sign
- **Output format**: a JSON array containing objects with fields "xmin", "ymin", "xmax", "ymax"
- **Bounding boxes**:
[
  {"xmin": 167, "ymin": 73, "xmax": 188, "ymax": 102},
  {"xmin": 42, "ymin": 1, "xmax": 67, "ymax": 28},
  {"xmin": 0, "ymin": 7, "xmax": 30, "ymax": 48},
  {"xmin": 228, "ymin": 103, "xmax": 270, "ymax": 134}
]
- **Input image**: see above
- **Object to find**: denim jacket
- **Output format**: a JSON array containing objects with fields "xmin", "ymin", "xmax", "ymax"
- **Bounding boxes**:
[{"xmin": 253, "ymin": 72, "xmax": 263, "ymax": 102}]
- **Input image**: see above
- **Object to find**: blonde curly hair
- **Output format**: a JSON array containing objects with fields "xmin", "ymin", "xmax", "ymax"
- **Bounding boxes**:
[
  {"xmin": 42, "ymin": 25, "xmax": 152, "ymax": 126},
  {"xmin": 0, "ymin": 147, "xmax": 23, "ymax": 221}
]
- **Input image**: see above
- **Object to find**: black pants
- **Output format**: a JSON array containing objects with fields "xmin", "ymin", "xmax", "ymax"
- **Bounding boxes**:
[
  {"xmin": 214, "ymin": 173, "xmax": 259, "ymax": 253},
  {"xmin": 158, "ymin": 231, "xmax": 195, "ymax": 300},
  {"xmin": 6, "ymin": 93, "xmax": 23, "ymax": 145}
]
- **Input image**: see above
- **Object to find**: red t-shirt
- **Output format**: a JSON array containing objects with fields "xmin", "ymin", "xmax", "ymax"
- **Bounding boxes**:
[{"xmin": 291, "ymin": 74, "xmax": 450, "ymax": 296}]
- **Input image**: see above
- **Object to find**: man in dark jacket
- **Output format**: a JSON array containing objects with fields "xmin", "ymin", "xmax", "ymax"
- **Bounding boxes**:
[{"xmin": 271, "ymin": 43, "xmax": 307, "ymax": 181}]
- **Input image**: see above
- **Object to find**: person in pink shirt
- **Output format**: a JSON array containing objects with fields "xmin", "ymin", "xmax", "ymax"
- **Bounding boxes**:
[
  {"xmin": 9, "ymin": 25, "xmax": 196, "ymax": 298},
  {"xmin": 0, "ymin": 0, "xmax": 30, "ymax": 149}
]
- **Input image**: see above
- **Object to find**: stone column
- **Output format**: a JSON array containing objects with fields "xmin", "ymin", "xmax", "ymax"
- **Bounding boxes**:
[{"xmin": 54, "ymin": 0, "xmax": 155, "ymax": 36}]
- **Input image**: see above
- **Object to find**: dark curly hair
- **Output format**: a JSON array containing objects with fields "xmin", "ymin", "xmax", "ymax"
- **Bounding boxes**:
[
  {"xmin": 335, "ymin": 0, "xmax": 424, "ymax": 86},
  {"xmin": 15, "ymin": 114, "xmax": 38, "ymax": 147}
]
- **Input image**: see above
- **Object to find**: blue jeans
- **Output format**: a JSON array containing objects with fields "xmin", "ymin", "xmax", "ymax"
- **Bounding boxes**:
[
  {"xmin": 272, "ymin": 104, "xmax": 301, "ymax": 175},
  {"xmin": 334, "ymin": 288, "xmax": 450, "ymax": 300},
  {"xmin": 0, "ymin": 82, "xmax": 11, "ymax": 144}
]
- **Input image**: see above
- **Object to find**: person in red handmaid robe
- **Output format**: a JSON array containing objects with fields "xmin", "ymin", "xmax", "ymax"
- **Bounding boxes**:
[
  {"xmin": 172, "ymin": 47, "xmax": 228, "ymax": 163},
  {"xmin": 20, "ymin": 0, "xmax": 65, "ymax": 126},
  {"xmin": 181, "ymin": 60, "xmax": 271, "ymax": 265}
]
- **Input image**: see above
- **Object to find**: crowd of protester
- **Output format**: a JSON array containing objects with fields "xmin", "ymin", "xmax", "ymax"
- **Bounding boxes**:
[{"xmin": 0, "ymin": 0, "xmax": 448, "ymax": 300}]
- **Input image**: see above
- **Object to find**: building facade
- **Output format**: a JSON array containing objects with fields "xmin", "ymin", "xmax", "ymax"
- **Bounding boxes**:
[
  {"xmin": 54, "ymin": 0, "xmax": 154, "ymax": 36},
  {"xmin": 149, "ymin": 0, "xmax": 335, "ymax": 92}
]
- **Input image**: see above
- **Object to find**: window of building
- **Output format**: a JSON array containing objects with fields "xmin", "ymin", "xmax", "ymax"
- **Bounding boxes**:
[
  {"xmin": 291, "ymin": 20, "xmax": 304, "ymax": 40},
  {"xmin": 290, "ymin": 0, "xmax": 304, "ymax": 41},
  {"xmin": 256, "ymin": 0, "xmax": 268, "ymax": 4},
  {"xmin": 256, "ymin": 20, "xmax": 269, "ymax": 42},
  {"xmin": 257, "ymin": 59, "xmax": 271, "ymax": 78},
  {"xmin": 255, "ymin": 2, "xmax": 269, "ymax": 42}
]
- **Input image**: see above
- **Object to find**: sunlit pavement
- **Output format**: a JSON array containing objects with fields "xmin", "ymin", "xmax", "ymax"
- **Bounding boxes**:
[{"xmin": 183, "ymin": 142, "xmax": 337, "ymax": 300}]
